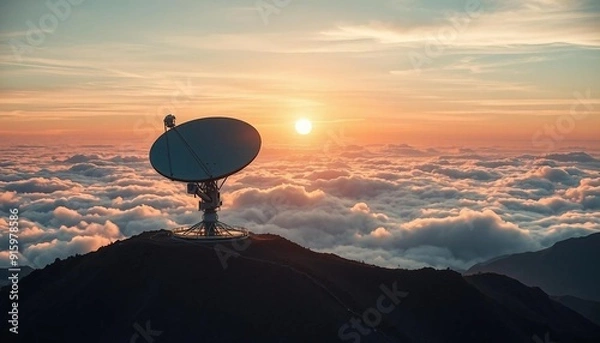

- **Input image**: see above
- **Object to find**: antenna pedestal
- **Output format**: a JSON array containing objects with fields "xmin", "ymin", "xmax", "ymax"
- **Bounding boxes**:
[{"xmin": 172, "ymin": 180, "xmax": 248, "ymax": 241}]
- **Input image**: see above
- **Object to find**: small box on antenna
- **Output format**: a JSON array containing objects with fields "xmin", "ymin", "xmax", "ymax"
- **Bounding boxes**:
[{"xmin": 187, "ymin": 182, "xmax": 198, "ymax": 195}]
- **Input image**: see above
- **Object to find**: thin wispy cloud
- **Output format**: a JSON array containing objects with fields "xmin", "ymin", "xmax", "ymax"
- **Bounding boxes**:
[{"xmin": 0, "ymin": 0, "xmax": 598, "ymax": 144}]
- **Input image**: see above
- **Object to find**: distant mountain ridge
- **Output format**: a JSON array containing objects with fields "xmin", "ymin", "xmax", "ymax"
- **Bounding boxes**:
[
  {"xmin": 553, "ymin": 295, "xmax": 600, "ymax": 326},
  {"xmin": 544, "ymin": 152, "xmax": 599, "ymax": 163},
  {"xmin": 467, "ymin": 232, "xmax": 600, "ymax": 301},
  {"xmin": 1, "ymin": 231, "xmax": 599, "ymax": 342}
]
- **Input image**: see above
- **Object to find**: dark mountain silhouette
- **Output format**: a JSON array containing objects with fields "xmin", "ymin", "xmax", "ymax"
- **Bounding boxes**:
[
  {"xmin": 467, "ymin": 232, "xmax": 600, "ymax": 302},
  {"xmin": 553, "ymin": 295, "xmax": 600, "ymax": 326},
  {"xmin": 0, "ymin": 266, "xmax": 34, "ymax": 287},
  {"xmin": 544, "ymin": 152, "xmax": 599, "ymax": 163},
  {"xmin": 1, "ymin": 231, "xmax": 599, "ymax": 342},
  {"xmin": 465, "ymin": 273, "xmax": 599, "ymax": 335}
]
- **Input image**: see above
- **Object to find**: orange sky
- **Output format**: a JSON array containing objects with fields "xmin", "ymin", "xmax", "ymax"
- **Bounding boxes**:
[{"xmin": 0, "ymin": 0, "xmax": 599, "ymax": 149}]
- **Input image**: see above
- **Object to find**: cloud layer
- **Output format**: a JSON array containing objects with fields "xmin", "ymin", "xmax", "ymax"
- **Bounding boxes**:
[{"xmin": 1, "ymin": 144, "xmax": 599, "ymax": 270}]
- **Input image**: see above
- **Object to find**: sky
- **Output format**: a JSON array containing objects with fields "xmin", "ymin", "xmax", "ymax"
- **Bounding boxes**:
[
  {"xmin": 0, "ymin": 1, "xmax": 599, "ymax": 271},
  {"xmin": 0, "ymin": 0, "xmax": 599, "ymax": 148}
]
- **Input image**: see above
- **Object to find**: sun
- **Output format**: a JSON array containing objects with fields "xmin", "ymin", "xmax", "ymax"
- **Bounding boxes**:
[{"xmin": 295, "ymin": 118, "xmax": 312, "ymax": 135}]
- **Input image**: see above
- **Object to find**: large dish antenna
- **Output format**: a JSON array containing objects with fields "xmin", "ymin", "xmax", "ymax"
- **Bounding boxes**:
[{"xmin": 149, "ymin": 115, "xmax": 261, "ymax": 240}]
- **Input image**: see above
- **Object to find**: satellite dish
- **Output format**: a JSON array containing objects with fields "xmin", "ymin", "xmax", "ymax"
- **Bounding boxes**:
[
  {"xmin": 150, "ymin": 117, "xmax": 261, "ymax": 182},
  {"xmin": 149, "ymin": 115, "xmax": 262, "ymax": 240}
]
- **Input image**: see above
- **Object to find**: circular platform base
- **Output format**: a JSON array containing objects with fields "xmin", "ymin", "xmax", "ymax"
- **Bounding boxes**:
[{"xmin": 171, "ymin": 221, "xmax": 249, "ymax": 241}]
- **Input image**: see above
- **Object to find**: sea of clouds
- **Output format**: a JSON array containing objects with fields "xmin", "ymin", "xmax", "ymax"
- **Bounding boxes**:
[{"xmin": 1, "ymin": 143, "xmax": 599, "ymax": 271}]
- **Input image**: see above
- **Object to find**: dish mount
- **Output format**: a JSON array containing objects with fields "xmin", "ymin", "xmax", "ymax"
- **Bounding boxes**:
[{"xmin": 149, "ymin": 114, "xmax": 262, "ymax": 240}]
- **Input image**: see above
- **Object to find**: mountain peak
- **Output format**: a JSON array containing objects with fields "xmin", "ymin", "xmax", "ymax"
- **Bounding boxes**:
[{"xmin": 2, "ymin": 230, "xmax": 599, "ymax": 342}]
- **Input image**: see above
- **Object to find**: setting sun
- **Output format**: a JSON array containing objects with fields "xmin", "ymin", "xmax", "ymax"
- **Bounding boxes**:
[{"xmin": 295, "ymin": 118, "xmax": 313, "ymax": 135}]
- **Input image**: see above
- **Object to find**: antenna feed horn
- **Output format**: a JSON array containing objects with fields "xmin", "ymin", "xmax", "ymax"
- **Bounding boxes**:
[{"xmin": 164, "ymin": 114, "xmax": 176, "ymax": 129}]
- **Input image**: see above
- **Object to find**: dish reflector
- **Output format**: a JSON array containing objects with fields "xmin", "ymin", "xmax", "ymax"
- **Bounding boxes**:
[{"xmin": 149, "ymin": 117, "xmax": 261, "ymax": 182}]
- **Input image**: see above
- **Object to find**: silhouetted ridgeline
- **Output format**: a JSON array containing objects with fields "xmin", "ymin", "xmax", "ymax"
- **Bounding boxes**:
[
  {"xmin": 553, "ymin": 295, "xmax": 600, "ymax": 327},
  {"xmin": 0, "ymin": 266, "xmax": 34, "ymax": 288},
  {"xmin": 467, "ymin": 232, "xmax": 600, "ymax": 302},
  {"xmin": 1, "ymin": 231, "xmax": 599, "ymax": 342}
]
